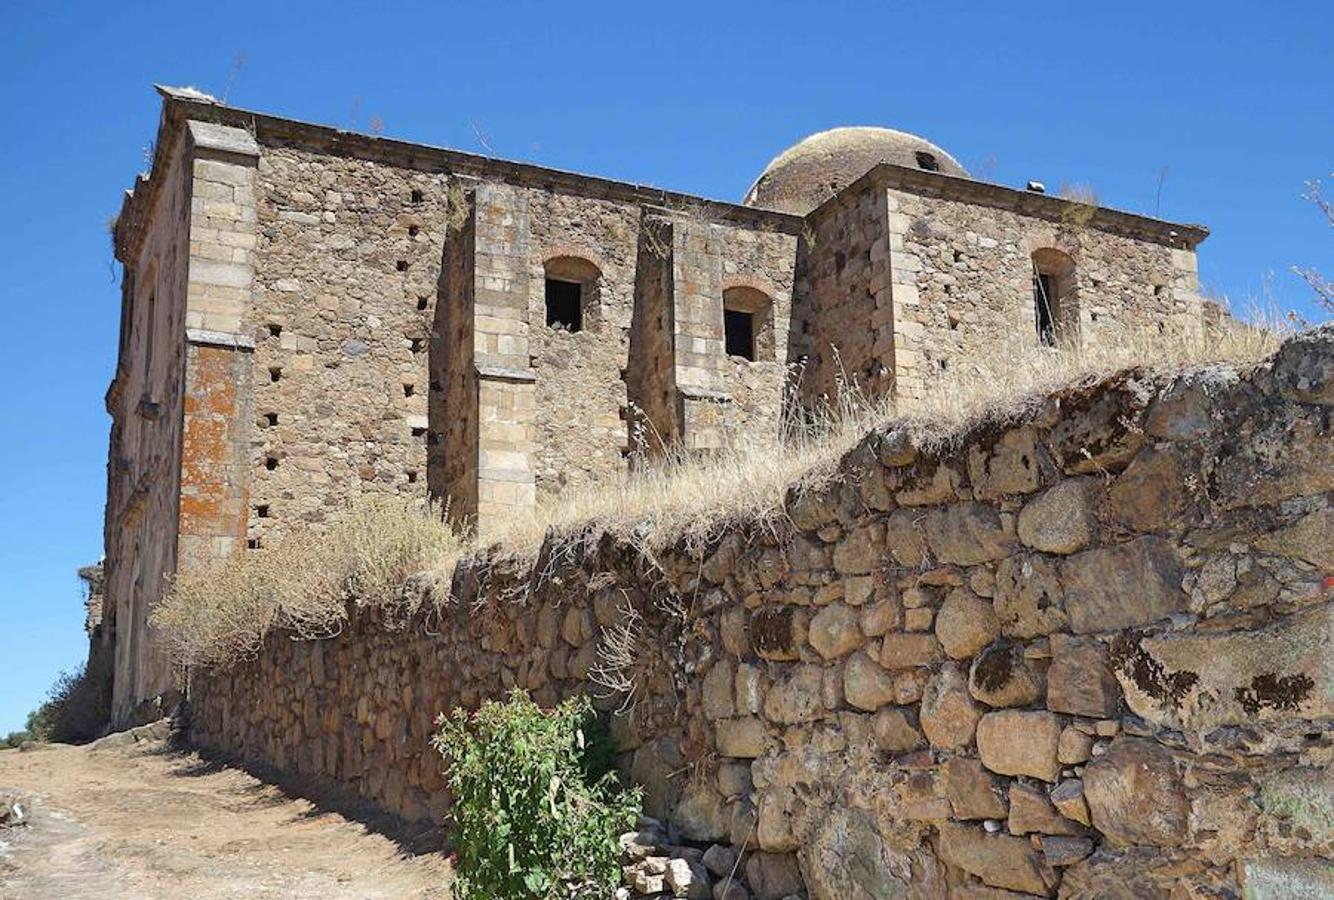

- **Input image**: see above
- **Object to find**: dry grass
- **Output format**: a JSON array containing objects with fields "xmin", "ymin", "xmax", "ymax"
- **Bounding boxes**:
[
  {"xmin": 152, "ymin": 495, "xmax": 465, "ymax": 668},
  {"xmin": 156, "ymin": 310, "xmax": 1293, "ymax": 669},
  {"xmin": 476, "ymin": 311, "xmax": 1286, "ymax": 559}
]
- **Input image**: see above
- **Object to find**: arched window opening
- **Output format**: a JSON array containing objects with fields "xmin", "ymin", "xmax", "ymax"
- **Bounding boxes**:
[
  {"xmin": 722, "ymin": 286, "xmax": 775, "ymax": 362},
  {"xmin": 543, "ymin": 256, "xmax": 601, "ymax": 333},
  {"xmin": 1030, "ymin": 248, "xmax": 1078, "ymax": 348}
]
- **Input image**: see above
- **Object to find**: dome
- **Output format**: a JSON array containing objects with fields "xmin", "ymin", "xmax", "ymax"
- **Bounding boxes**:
[{"xmin": 742, "ymin": 126, "xmax": 968, "ymax": 215}]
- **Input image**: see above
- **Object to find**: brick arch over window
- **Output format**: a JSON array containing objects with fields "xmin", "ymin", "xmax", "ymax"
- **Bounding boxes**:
[
  {"xmin": 1030, "ymin": 247, "xmax": 1079, "ymax": 347},
  {"xmin": 721, "ymin": 285, "xmax": 775, "ymax": 362},
  {"xmin": 542, "ymin": 255, "xmax": 602, "ymax": 333}
]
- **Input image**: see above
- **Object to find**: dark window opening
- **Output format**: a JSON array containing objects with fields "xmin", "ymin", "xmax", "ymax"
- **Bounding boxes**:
[
  {"xmin": 417, "ymin": 296, "xmax": 429, "ymax": 311},
  {"xmin": 247, "ymin": 538, "xmax": 261, "ymax": 550},
  {"xmin": 406, "ymin": 470, "xmax": 418, "ymax": 484},
  {"xmin": 1034, "ymin": 272, "xmax": 1056, "ymax": 346},
  {"xmin": 268, "ymin": 323, "xmax": 282, "ymax": 338},
  {"xmin": 545, "ymin": 278, "xmax": 583, "ymax": 332},
  {"xmin": 403, "ymin": 383, "xmax": 415, "ymax": 397},
  {"xmin": 408, "ymin": 225, "xmax": 420, "ymax": 237},
  {"xmin": 264, "ymin": 455, "xmax": 279, "ymax": 471},
  {"xmin": 410, "ymin": 189, "xmax": 424, "ymax": 203},
  {"xmin": 724, "ymin": 308, "xmax": 756, "ymax": 361},
  {"xmin": 264, "ymin": 412, "xmax": 278, "ymax": 427},
  {"xmin": 144, "ymin": 293, "xmax": 157, "ymax": 374},
  {"xmin": 269, "ymin": 366, "xmax": 283, "ymax": 382},
  {"xmin": 396, "ymin": 260, "xmax": 409, "ymax": 272},
  {"xmin": 915, "ymin": 151, "xmax": 940, "ymax": 172},
  {"xmin": 256, "ymin": 504, "xmax": 270, "ymax": 518}
]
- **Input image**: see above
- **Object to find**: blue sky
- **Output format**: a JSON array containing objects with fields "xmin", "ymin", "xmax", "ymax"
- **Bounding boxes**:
[{"xmin": 0, "ymin": 1, "xmax": 1328, "ymax": 732}]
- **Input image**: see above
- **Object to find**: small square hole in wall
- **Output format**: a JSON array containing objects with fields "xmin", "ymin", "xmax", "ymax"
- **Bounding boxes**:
[
  {"xmin": 403, "ymin": 383, "xmax": 415, "ymax": 397},
  {"xmin": 256, "ymin": 504, "xmax": 270, "ymax": 518},
  {"xmin": 264, "ymin": 455, "xmax": 279, "ymax": 471},
  {"xmin": 406, "ymin": 470, "xmax": 418, "ymax": 484},
  {"xmin": 247, "ymin": 538, "xmax": 261, "ymax": 550},
  {"xmin": 268, "ymin": 323, "xmax": 283, "ymax": 338},
  {"xmin": 411, "ymin": 426, "xmax": 427, "ymax": 438},
  {"xmin": 269, "ymin": 366, "xmax": 283, "ymax": 382},
  {"xmin": 265, "ymin": 412, "xmax": 278, "ymax": 426},
  {"xmin": 408, "ymin": 225, "xmax": 420, "ymax": 237},
  {"xmin": 417, "ymin": 296, "xmax": 429, "ymax": 311},
  {"xmin": 396, "ymin": 260, "xmax": 409, "ymax": 272},
  {"xmin": 410, "ymin": 189, "xmax": 424, "ymax": 204}
]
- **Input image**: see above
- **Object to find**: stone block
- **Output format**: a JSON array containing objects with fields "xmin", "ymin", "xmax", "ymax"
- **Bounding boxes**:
[
  {"xmin": 1046, "ymin": 634, "xmax": 1120, "ymax": 718},
  {"xmin": 1083, "ymin": 738, "xmax": 1186, "ymax": 847},
  {"xmin": 920, "ymin": 663, "xmax": 982, "ymax": 750},
  {"xmin": 976, "ymin": 710, "xmax": 1062, "ymax": 782},
  {"xmin": 808, "ymin": 603, "xmax": 862, "ymax": 659},
  {"xmin": 935, "ymin": 587, "xmax": 1000, "ymax": 659},
  {"xmin": 937, "ymin": 822, "xmax": 1058, "ymax": 896},
  {"xmin": 1060, "ymin": 537, "xmax": 1184, "ymax": 634},
  {"xmin": 716, "ymin": 718, "xmax": 769, "ymax": 759},
  {"xmin": 1017, "ymin": 479, "xmax": 1095, "ymax": 554}
]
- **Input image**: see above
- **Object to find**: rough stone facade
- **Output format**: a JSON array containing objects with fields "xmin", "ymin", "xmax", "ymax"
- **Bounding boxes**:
[
  {"xmin": 107, "ymin": 85, "xmax": 1210, "ymax": 722},
  {"xmin": 190, "ymin": 329, "xmax": 1332, "ymax": 898}
]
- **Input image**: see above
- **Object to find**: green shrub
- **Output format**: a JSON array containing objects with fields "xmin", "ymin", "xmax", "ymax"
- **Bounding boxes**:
[
  {"xmin": 432, "ymin": 691, "xmax": 641, "ymax": 899},
  {"xmin": 24, "ymin": 656, "xmax": 111, "ymax": 745}
]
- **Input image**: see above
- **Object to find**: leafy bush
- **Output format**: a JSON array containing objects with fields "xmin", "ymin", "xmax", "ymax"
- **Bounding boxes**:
[
  {"xmin": 432, "ymin": 691, "xmax": 641, "ymax": 899},
  {"xmin": 22, "ymin": 656, "xmax": 111, "ymax": 745}
]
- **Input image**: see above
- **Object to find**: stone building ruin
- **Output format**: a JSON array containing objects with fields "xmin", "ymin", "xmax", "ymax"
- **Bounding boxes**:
[{"xmin": 104, "ymin": 85, "xmax": 1209, "ymax": 722}]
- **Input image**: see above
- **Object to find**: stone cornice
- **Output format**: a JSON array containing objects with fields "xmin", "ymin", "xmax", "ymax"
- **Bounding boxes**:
[
  {"xmin": 186, "ymin": 328, "xmax": 255, "ymax": 351},
  {"xmin": 110, "ymin": 89, "xmax": 805, "ymax": 268},
  {"xmin": 810, "ymin": 162, "xmax": 1209, "ymax": 250}
]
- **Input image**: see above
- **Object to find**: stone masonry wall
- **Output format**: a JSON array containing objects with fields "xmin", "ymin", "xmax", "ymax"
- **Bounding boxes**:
[
  {"xmin": 244, "ymin": 144, "xmax": 448, "ymax": 542},
  {"xmin": 886, "ymin": 184, "xmax": 1204, "ymax": 411},
  {"xmin": 797, "ymin": 182, "xmax": 893, "ymax": 407},
  {"xmin": 105, "ymin": 126, "xmax": 193, "ymax": 722},
  {"xmin": 190, "ymin": 328, "xmax": 1331, "ymax": 898}
]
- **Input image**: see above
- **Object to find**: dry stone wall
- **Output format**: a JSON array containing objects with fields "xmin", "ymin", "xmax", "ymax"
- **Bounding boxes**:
[{"xmin": 189, "ymin": 328, "xmax": 1332, "ymax": 898}]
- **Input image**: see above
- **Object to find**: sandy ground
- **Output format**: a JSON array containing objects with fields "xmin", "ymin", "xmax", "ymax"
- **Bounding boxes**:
[{"xmin": 0, "ymin": 733, "xmax": 452, "ymax": 899}]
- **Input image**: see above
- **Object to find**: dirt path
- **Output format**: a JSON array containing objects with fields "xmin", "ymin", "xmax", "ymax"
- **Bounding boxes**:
[{"xmin": 0, "ymin": 732, "xmax": 452, "ymax": 899}]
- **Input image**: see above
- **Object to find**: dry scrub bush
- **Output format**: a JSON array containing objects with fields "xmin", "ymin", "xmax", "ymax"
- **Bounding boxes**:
[{"xmin": 153, "ymin": 494, "xmax": 464, "ymax": 668}]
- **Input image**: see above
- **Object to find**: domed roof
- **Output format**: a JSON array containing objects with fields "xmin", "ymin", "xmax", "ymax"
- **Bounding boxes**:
[{"xmin": 742, "ymin": 126, "xmax": 968, "ymax": 215}]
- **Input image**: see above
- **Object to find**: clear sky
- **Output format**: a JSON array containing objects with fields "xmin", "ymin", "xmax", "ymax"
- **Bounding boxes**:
[{"xmin": 0, "ymin": 1, "xmax": 1328, "ymax": 732}]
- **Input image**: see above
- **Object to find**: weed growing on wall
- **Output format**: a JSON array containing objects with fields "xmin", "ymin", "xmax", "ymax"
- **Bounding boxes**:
[{"xmin": 432, "ymin": 691, "xmax": 641, "ymax": 899}]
